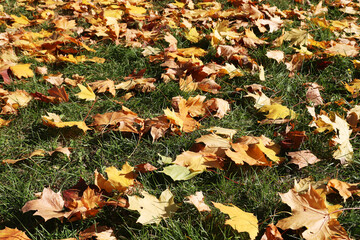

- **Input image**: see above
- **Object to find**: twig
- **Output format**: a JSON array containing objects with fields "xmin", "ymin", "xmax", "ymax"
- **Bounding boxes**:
[{"xmin": 83, "ymin": 97, "xmax": 97, "ymax": 122}]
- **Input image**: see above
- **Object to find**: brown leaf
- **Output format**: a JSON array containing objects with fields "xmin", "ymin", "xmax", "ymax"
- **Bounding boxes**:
[
  {"xmin": 327, "ymin": 179, "xmax": 360, "ymax": 202},
  {"xmin": 79, "ymin": 224, "xmax": 116, "ymax": 240},
  {"xmin": 276, "ymin": 186, "xmax": 349, "ymax": 240},
  {"xmin": 260, "ymin": 223, "xmax": 283, "ymax": 240},
  {"xmin": 304, "ymin": 82, "xmax": 324, "ymax": 106},
  {"xmin": 91, "ymin": 107, "xmax": 144, "ymax": 133},
  {"xmin": 89, "ymin": 79, "xmax": 116, "ymax": 97},
  {"xmin": 49, "ymin": 147, "xmax": 72, "ymax": 158},
  {"xmin": 0, "ymin": 227, "xmax": 31, "ymax": 240},
  {"xmin": 3, "ymin": 149, "xmax": 46, "ymax": 164},
  {"xmin": 48, "ymin": 86, "xmax": 69, "ymax": 102},
  {"xmin": 44, "ymin": 73, "xmax": 64, "ymax": 86},
  {"xmin": 135, "ymin": 163, "xmax": 158, "ymax": 173},
  {"xmin": 287, "ymin": 150, "xmax": 321, "ymax": 169},
  {"xmin": 22, "ymin": 187, "xmax": 66, "ymax": 221}
]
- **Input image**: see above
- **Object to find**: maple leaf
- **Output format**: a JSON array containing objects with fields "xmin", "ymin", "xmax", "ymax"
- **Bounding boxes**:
[
  {"xmin": 259, "ymin": 103, "xmax": 296, "ymax": 120},
  {"xmin": 304, "ymin": 82, "xmax": 324, "ymax": 106},
  {"xmin": 44, "ymin": 73, "xmax": 64, "ymax": 86},
  {"xmin": 226, "ymin": 136, "xmax": 283, "ymax": 166},
  {"xmin": 327, "ymin": 179, "xmax": 360, "ymax": 202},
  {"xmin": 206, "ymin": 126, "xmax": 237, "ymax": 139},
  {"xmin": 161, "ymin": 164, "xmax": 201, "ymax": 181},
  {"xmin": 324, "ymin": 42, "xmax": 359, "ymax": 57},
  {"xmin": 41, "ymin": 113, "xmax": 90, "ymax": 134},
  {"xmin": 260, "ymin": 223, "xmax": 283, "ymax": 240},
  {"xmin": 0, "ymin": 118, "xmax": 12, "ymax": 127},
  {"xmin": 311, "ymin": 114, "xmax": 353, "ymax": 164},
  {"xmin": 276, "ymin": 186, "xmax": 350, "ymax": 240},
  {"xmin": 2, "ymin": 149, "xmax": 45, "ymax": 164},
  {"xmin": 283, "ymin": 29, "xmax": 312, "ymax": 46},
  {"xmin": 10, "ymin": 64, "xmax": 34, "ymax": 79},
  {"xmin": 185, "ymin": 191, "xmax": 211, "ymax": 212},
  {"xmin": 0, "ymin": 227, "xmax": 31, "ymax": 240},
  {"xmin": 173, "ymin": 151, "xmax": 223, "ymax": 172},
  {"xmin": 212, "ymin": 202, "xmax": 258, "ymax": 240},
  {"xmin": 195, "ymin": 133, "xmax": 231, "ymax": 157},
  {"xmin": 143, "ymin": 115, "xmax": 170, "ymax": 141},
  {"xmin": 48, "ymin": 86, "xmax": 69, "ymax": 102},
  {"xmin": 91, "ymin": 107, "xmax": 144, "ymax": 133},
  {"xmin": 48, "ymin": 147, "xmax": 72, "ymax": 158},
  {"xmin": 76, "ymin": 84, "xmax": 96, "ymax": 101},
  {"xmin": 104, "ymin": 162, "xmax": 137, "ymax": 192},
  {"xmin": 89, "ymin": 79, "xmax": 116, "ymax": 97},
  {"xmin": 287, "ymin": 150, "xmax": 321, "ymax": 169},
  {"xmin": 185, "ymin": 27, "xmax": 202, "ymax": 43},
  {"xmin": 242, "ymin": 29, "xmax": 267, "ymax": 48},
  {"xmin": 266, "ymin": 50, "xmax": 285, "ymax": 63},
  {"xmin": 127, "ymin": 189, "xmax": 179, "ymax": 225},
  {"xmin": 2, "ymin": 89, "xmax": 32, "ymax": 111},
  {"xmin": 79, "ymin": 224, "xmax": 116, "ymax": 240},
  {"xmin": 22, "ymin": 187, "xmax": 66, "ymax": 221}
]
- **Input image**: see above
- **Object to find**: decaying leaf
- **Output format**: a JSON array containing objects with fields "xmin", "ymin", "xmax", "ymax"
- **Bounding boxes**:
[
  {"xmin": 213, "ymin": 202, "xmax": 258, "ymax": 240},
  {"xmin": 127, "ymin": 189, "xmax": 179, "ymax": 225}
]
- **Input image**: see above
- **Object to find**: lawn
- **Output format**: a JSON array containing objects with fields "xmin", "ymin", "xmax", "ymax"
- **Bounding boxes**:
[{"xmin": 1, "ymin": 0, "xmax": 360, "ymax": 239}]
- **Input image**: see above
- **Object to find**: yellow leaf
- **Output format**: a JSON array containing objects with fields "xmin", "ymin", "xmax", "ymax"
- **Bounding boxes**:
[
  {"xmin": 212, "ymin": 202, "xmax": 258, "ymax": 240},
  {"xmin": 259, "ymin": 103, "xmax": 296, "ymax": 120},
  {"xmin": 185, "ymin": 27, "xmax": 201, "ymax": 43},
  {"xmin": 76, "ymin": 83, "xmax": 96, "ymax": 101},
  {"xmin": 41, "ymin": 115, "xmax": 90, "ymax": 133},
  {"xmin": 105, "ymin": 162, "xmax": 136, "ymax": 191},
  {"xmin": 10, "ymin": 64, "xmax": 34, "ymax": 78}
]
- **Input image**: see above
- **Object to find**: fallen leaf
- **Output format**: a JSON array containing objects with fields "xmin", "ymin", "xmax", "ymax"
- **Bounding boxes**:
[
  {"xmin": 10, "ymin": 64, "xmax": 34, "ymax": 78},
  {"xmin": 41, "ymin": 114, "xmax": 90, "ymax": 134},
  {"xmin": 185, "ymin": 191, "xmax": 211, "ymax": 212},
  {"xmin": 0, "ymin": 227, "xmax": 31, "ymax": 240},
  {"xmin": 276, "ymin": 186, "xmax": 349, "ymax": 240},
  {"xmin": 22, "ymin": 187, "xmax": 66, "ymax": 221},
  {"xmin": 44, "ymin": 73, "xmax": 64, "ymax": 86},
  {"xmin": 259, "ymin": 103, "xmax": 296, "ymax": 120},
  {"xmin": 161, "ymin": 164, "xmax": 200, "ymax": 181},
  {"xmin": 0, "ymin": 118, "xmax": 12, "ymax": 127},
  {"xmin": 327, "ymin": 179, "xmax": 360, "ymax": 202},
  {"xmin": 2, "ymin": 149, "xmax": 46, "ymax": 164},
  {"xmin": 212, "ymin": 202, "xmax": 258, "ymax": 240},
  {"xmin": 48, "ymin": 86, "xmax": 69, "ymax": 102},
  {"xmin": 76, "ymin": 84, "xmax": 96, "ymax": 101},
  {"xmin": 127, "ymin": 189, "xmax": 179, "ymax": 225},
  {"xmin": 260, "ymin": 223, "xmax": 283, "ymax": 240},
  {"xmin": 266, "ymin": 50, "xmax": 285, "ymax": 63},
  {"xmin": 48, "ymin": 147, "xmax": 72, "ymax": 158},
  {"xmin": 135, "ymin": 163, "xmax": 158, "ymax": 173},
  {"xmin": 79, "ymin": 224, "xmax": 116, "ymax": 240},
  {"xmin": 288, "ymin": 150, "xmax": 321, "ymax": 169},
  {"xmin": 105, "ymin": 162, "xmax": 136, "ymax": 192},
  {"xmin": 89, "ymin": 79, "xmax": 116, "ymax": 97}
]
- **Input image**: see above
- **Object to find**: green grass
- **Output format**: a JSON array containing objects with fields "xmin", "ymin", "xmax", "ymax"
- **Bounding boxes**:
[{"xmin": 1, "ymin": 0, "xmax": 360, "ymax": 239}]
